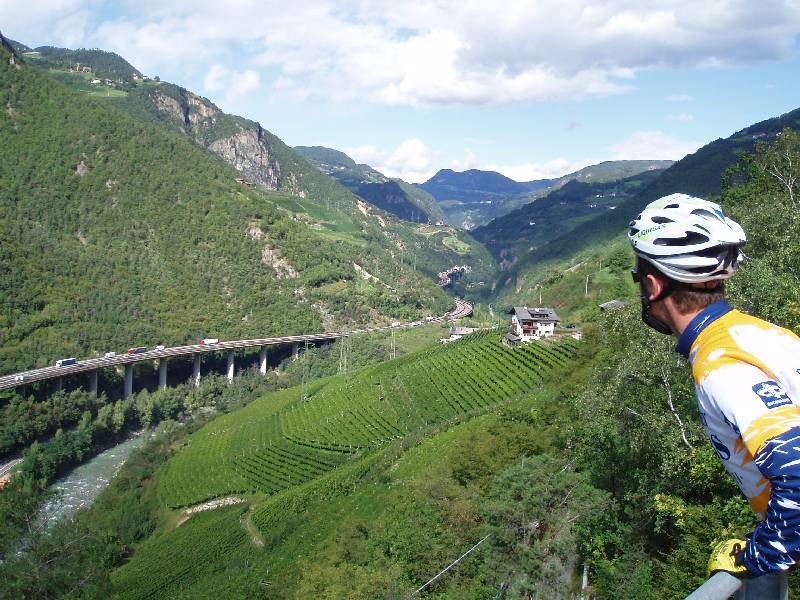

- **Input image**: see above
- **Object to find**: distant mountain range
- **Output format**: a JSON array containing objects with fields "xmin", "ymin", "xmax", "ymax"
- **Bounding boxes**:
[
  {"xmin": 294, "ymin": 146, "xmax": 446, "ymax": 224},
  {"xmin": 416, "ymin": 161, "xmax": 673, "ymax": 229}
]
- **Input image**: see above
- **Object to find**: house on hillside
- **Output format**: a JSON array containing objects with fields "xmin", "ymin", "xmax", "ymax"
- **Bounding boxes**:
[{"xmin": 507, "ymin": 306, "xmax": 560, "ymax": 341}]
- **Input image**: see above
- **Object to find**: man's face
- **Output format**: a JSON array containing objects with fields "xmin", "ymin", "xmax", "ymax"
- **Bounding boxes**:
[{"xmin": 631, "ymin": 263, "xmax": 674, "ymax": 335}]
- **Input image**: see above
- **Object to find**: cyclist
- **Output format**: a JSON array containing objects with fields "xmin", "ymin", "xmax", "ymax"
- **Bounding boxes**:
[{"xmin": 628, "ymin": 193, "xmax": 800, "ymax": 599}]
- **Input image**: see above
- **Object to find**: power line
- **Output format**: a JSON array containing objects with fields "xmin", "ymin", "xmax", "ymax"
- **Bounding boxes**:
[{"xmin": 410, "ymin": 534, "xmax": 491, "ymax": 597}]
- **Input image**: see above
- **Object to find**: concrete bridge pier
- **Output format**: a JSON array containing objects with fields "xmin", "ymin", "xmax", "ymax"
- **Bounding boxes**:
[
  {"xmin": 259, "ymin": 347, "xmax": 268, "ymax": 375},
  {"xmin": 88, "ymin": 370, "xmax": 98, "ymax": 397},
  {"xmin": 158, "ymin": 358, "xmax": 168, "ymax": 389},
  {"xmin": 124, "ymin": 364, "xmax": 133, "ymax": 399},
  {"xmin": 226, "ymin": 351, "xmax": 235, "ymax": 383},
  {"xmin": 292, "ymin": 342, "xmax": 299, "ymax": 362},
  {"xmin": 192, "ymin": 353, "xmax": 201, "ymax": 387},
  {"xmin": 53, "ymin": 377, "xmax": 63, "ymax": 393}
]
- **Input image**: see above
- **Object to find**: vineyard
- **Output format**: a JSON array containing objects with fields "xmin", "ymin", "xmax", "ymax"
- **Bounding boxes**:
[
  {"xmin": 157, "ymin": 332, "xmax": 578, "ymax": 508},
  {"xmin": 111, "ymin": 505, "xmax": 266, "ymax": 599}
]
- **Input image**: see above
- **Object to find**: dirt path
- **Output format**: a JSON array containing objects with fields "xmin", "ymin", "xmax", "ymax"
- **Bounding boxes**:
[{"xmin": 241, "ymin": 507, "xmax": 264, "ymax": 547}]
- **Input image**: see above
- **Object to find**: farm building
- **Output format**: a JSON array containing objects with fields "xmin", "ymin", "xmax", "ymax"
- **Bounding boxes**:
[{"xmin": 507, "ymin": 306, "xmax": 561, "ymax": 341}]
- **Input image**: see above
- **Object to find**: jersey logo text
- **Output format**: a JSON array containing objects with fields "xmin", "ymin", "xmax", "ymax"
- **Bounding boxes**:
[{"xmin": 752, "ymin": 380, "xmax": 792, "ymax": 409}]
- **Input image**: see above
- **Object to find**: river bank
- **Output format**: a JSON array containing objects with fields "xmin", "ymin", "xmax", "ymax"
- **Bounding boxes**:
[{"xmin": 39, "ymin": 434, "xmax": 149, "ymax": 527}]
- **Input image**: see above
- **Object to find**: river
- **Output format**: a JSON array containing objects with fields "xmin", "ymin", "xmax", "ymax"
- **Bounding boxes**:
[{"xmin": 39, "ymin": 434, "xmax": 149, "ymax": 527}]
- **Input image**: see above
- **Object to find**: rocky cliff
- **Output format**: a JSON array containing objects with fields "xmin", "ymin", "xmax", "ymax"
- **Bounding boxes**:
[{"xmin": 145, "ymin": 85, "xmax": 281, "ymax": 190}]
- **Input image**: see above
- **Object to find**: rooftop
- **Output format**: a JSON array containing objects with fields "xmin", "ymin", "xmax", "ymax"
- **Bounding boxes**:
[{"xmin": 510, "ymin": 306, "xmax": 561, "ymax": 323}]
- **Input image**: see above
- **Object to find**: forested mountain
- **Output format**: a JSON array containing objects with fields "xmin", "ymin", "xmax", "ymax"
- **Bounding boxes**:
[
  {"xmin": 418, "ymin": 161, "xmax": 672, "ymax": 229},
  {"xmin": 0, "ymin": 39, "xmax": 496, "ymax": 375},
  {"xmin": 294, "ymin": 145, "xmax": 447, "ymax": 224}
]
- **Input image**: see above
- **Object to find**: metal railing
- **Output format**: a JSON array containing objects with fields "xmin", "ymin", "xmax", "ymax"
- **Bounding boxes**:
[{"xmin": 684, "ymin": 572, "xmax": 742, "ymax": 599}]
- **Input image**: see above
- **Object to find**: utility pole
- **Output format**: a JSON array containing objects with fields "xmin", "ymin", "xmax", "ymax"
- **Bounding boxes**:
[
  {"xmin": 585, "ymin": 274, "xmax": 589, "ymax": 297},
  {"xmin": 300, "ymin": 340, "xmax": 310, "ymax": 400}
]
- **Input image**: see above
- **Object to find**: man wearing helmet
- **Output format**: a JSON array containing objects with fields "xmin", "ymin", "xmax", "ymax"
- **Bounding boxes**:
[{"xmin": 628, "ymin": 193, "xmax": 800, "ymax": 599}]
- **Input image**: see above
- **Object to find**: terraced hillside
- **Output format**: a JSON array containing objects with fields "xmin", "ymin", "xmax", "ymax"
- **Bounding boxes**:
[{"xmin": 157, "ymin": 332, "xmax": 577, "ymax": 508}]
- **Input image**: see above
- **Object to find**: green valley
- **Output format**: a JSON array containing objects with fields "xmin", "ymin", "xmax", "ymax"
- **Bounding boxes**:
[{"xmin": 3, "ymin": 18, "xmax": 800, "ymax": 600}]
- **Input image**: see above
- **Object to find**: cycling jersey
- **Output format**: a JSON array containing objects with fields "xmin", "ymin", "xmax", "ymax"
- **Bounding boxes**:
[{"xmin": 676, "ymin": 300, "xmax": 800, "ymax": 575}]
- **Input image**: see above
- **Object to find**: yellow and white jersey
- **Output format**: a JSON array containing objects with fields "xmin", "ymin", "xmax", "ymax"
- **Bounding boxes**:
[{"xmin": 677, "ymin": 300, "xmax": 800, "ymax": 575}]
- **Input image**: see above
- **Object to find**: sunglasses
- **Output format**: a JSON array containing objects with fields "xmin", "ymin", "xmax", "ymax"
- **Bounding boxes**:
[{"xmin": 630, "ymin": 267, "xmax": 641, "ymax": 283}]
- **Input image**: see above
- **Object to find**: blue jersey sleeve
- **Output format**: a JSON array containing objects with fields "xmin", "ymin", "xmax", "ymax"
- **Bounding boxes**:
[{"xmin": 743, "ymin": 427, "xmax": 800, "ymax": 574}]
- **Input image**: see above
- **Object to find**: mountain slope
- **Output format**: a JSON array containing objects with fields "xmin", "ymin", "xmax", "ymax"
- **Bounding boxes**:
[
  {"xmin": 294, "ymin": 145, "xmax": 447, "ymax": 224},
  {"xmin": 14, "ymin": 41, "xmax": 495, "ymax": 293},
  {"xmin": 494, "ymin": 107, "xmax": 800, "ymax": 300},
  {"xmin": 418, "ymin": 161, "xmax": 672, "ymax": 229},
  {"xmin": 473, "ymin": 169, "xmax": 663, "ymax": 267},
  {"xmin": 0, "ymin": 43, "xmax": 462, "ymax": 374}
]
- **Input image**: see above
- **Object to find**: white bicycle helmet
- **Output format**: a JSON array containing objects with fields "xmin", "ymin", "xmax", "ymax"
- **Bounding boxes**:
[{"xmin": 628, "ymin": 193, "xmax": 746, "ymax": 283}]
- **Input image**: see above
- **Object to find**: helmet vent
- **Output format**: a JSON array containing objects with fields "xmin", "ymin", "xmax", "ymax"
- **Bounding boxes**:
[
  {"xmin": 691, "ymin": 208, "xmax": 723, "ymax": 221},
  {"xmin": 664, "ymin": 203, "xmax": 680, "ymax": 209},
  {"xmin": 653, "ymin": 231, "xmax": 709, "ymax": 246},
  {"xmin": 651, "ymin": 216, "xmax": 674, "ymax": 224}
]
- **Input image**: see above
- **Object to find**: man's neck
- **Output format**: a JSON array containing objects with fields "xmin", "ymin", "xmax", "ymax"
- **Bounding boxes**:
[{"xmin": 664, "ymin": 299, "xmax": 703, "ymax": 337}]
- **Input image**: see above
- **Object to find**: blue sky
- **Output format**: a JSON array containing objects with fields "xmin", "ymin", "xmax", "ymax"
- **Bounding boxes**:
[{"xmin": 3, "ymin": 0, "xmax": 800, "ymax": 182}]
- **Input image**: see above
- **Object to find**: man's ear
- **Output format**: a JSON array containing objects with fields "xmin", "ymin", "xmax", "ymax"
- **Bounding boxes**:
[{"xmin": 644, "ymin": 273, "xmax": 667, "ymax": 301}]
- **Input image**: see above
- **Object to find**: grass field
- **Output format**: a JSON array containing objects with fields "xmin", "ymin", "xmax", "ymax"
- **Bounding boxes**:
[
  {"xmin": 269, "ymin": 193, "xmax": 367, "ymax": 246},
  {"xmin": 442, "ymin": 235, "xmax": 471, "ymax": 255}
]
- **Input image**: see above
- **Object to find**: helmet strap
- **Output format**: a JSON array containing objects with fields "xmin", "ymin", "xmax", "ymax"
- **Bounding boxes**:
[{"xmin": 640, "ymin": 279, "xmax": 673, "ymax": 335}]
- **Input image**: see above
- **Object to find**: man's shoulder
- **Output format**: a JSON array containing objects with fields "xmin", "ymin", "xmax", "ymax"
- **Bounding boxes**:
[{"xmin": 691, "ymin": 307, "xmax": 800, "ymax": 382}]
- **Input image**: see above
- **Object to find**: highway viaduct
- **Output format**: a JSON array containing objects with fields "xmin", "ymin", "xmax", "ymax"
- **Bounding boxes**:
[{"xmin": 0, "ymin": 300, "xmax": 473, "ymax": 399}]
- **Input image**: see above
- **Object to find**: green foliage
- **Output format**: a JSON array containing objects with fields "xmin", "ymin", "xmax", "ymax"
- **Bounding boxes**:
[
  {"xmin": 569, "ymin": 130, "xmax": 800, "ymax": 597},
  {"xmin": 0, "ymin": 388, "xmax": 103, "ymax": 455},
  {"xmin": 724, "ymin": 128, "xmax": 800, "ymax": 331},
  {"xmin": 30, "ymin": 45, "xmax": 140, "ymax": 80},
  {"xmin": 480, "ymin": 454, "xmax": 607, "ymax": 598}
]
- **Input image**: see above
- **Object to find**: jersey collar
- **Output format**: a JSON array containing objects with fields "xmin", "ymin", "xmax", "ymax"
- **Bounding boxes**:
[{"xmin": 675, "ymin": 300, "xmax": 733, "ymax": 358}]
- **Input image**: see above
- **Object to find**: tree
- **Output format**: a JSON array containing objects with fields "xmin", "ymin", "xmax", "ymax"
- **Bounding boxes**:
[
  {"xmin": 480, "ymin": 454, "xmax": 607, "ymax": 599},
  {"xmin": 755, "ymin": 128, "xmax": 800, "ymax": 205}
]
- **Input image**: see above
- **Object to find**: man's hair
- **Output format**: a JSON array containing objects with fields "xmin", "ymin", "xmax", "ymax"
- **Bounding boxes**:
[{"xmin": 636, "ymin": 257, "xmax": 726, "ymax": 314}]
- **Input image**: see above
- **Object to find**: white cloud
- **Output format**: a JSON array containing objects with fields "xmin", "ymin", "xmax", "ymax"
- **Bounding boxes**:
[
  {"xmin": 665, "ymin": 94, "xmax": 693, "ymax": 102},
  {"xmin": 486, "ymin": 159, "xmax": 597, "ymax": 182},
  {"xmin": 347, "ymin": 138, "xmax": 441, "ymax": 183},
  {"xmin": 609, "ymin": 131, "xmax": 702, "ymax": 160},
  {"xmin": 669, "ymin": 112, "xmax": 695, "ymax": 122},
  {"xmin": 0, "ymin": 0, "xmax": 90, "ymax": 47},
  {"xmin": 449, "ymin": 149, "xmax": 479, "ymax": 172},
  {"xmin": 7, "ymin": 0, "xmax": 797, "ymax": 107},
  {"xmin": 203, "ymin": 63, "xmax": 260, "ymax": 103}
]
